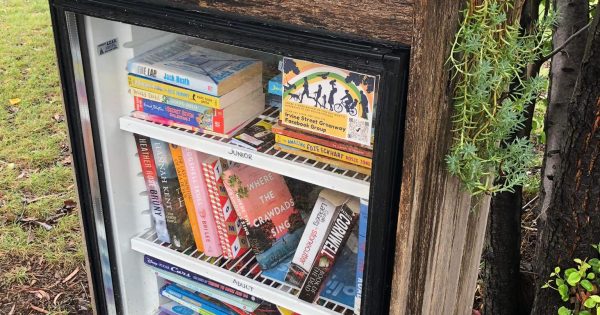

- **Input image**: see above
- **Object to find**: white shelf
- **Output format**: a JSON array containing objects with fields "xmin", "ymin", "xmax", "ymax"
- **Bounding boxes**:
[
  {"xmin": 131, "ymin": 230, "xmax": 354, "ymax": 315},
  {"xmin": 119, "ymin": 108, "xmax": 371, "ymax": 199}
]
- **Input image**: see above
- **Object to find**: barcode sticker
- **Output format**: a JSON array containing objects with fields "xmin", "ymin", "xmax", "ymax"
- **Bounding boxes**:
[{"xmin": 348, "ymin": 117, "xmax": 369, "ymax": 143}]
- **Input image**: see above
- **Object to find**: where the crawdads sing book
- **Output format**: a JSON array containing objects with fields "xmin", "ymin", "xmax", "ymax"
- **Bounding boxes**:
[{"xmin": 223, "ymin": 165, "xmax": 306, "ymax": 270}]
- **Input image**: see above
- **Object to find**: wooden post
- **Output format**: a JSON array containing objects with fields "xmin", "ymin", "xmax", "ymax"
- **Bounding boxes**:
[{"xmin": 158, "ymin": 1, "xmax": 489, "ymax": 313}]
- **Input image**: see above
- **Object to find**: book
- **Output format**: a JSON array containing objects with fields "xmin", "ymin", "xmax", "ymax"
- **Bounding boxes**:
[
  {"xmin": 160, "ymin": 301, "xmax": 199, "ymax": 315},
  {"xmin": 267, "ymin": 94, "xmax": 282, "ymax": 109},
  {"xmin": 130, "ymin": 87, "xmax": 265, "ymax": 134},
  {"xmin": 162, "ymin": 283, "xmax": 246, "ymax": 315},
  {"xmin": 181, "ymin": 147, "xmax": 223, "ymax": 257},
  {"xmin": 126, "ymin": 39, "xmax": 262, "ymax": 96},
  {"xmin": 268, "ymin": 74, "xmax": 282, "ymax": 96},
  {"xmin": 273, "ymin": 144, "xmax": 370, "ymax": 175},
  {"xmin": 222, "ymin": 164, "xmax": 306, "ymax": 270},
  {"xmin": 228, "ymin": 118, "xmax": 275, "ymax": 151},
  {"xmin": 285, "ymin": 189, "xmax": 349, "ymax": 288},
  {"xmin": 160, "ymin": 284, "xmax": 224, "ymax": 315},
  {"xmin": 151, "ymin": 138, "xmax": 195, "ymax": 249},
  {"xmin": 320, "ymin": 238, "xmax": 357, "ymax": 309},
  {"xmin": 354, "ymin": 198, "xmax": 368, "ymax": 313},
  {"xmin": 298, "ymin": 197, "xmax": 359, "ymax": 302},
  {"xmin": 169, "ymin": 143, "xmax": 204, "ymax": 252},
  {"xmin": 144, "ymin": 255, "xmax": 263, "ymax": 310},
  {"xmin": 275, "ymin": 134, "xmax": 372, "ymax": 169},
  {"xmin": 200, "ymin": 156, "xmax": 249, "ymax": 259},
  {"xmin": 280, "ymin": 57, "xmax": 377, "ymax": 147},
  {"xmin": 272, "ymin": 123, "xmax": 372, "ymax": 158},
  {"xmin": 133, "ymin": 134, "xmax": 170, "ymax": 243}
]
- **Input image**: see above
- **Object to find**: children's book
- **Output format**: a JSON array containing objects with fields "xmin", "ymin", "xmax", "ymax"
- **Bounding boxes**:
[
  {"xmin": 170, "ymin": 143, "xmax": 204, "ymax": 252},
  {"xmin": 133, "ymin": 134, "xmax": 170, "ymax": 243},
  {"xmin": 222, "ymin": 164, "xmax": 306, "ymax": 270},
  {"xmin": 280, "ymin": 57, "xmax": 378, "ymax": 148},
  {"xmin": 151, "ymin": 138, "xmax": 195, "ymax": 249},
  {"xmin": 200, "ymin": 155, "xmax": 249, "ymax": 259},
  {"xmin": 181, "ymin": 147, "xmax": 223, "ymax": 257},
  {"xmin": 126, "ymin": 39, "xmax": 262, "ymax": 96},
  {"xmin": 228, "ymin": 118, "xmax": 275, "ymax": 151},
  {"xmin": 285, "ymin": 189, "xmax": 348, "ymax": 288},
  {"xmin": 298, "ymin": 197, "xmax": 359, "ymax": 302}
]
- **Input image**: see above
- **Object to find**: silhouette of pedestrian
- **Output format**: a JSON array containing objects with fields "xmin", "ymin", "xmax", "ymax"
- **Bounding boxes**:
[
  {"xmin": 359, "ymin": 90, "xmax": 369, "ymax": 119},
  {"xmin": 321, "ymin": 95, "xmax": 327, "ymax": 108},
  {"xmin": 313, "ymin": 84, "xmax": 322, "ymax": 107},
  {"xmin": 328, "ymin": 86, "xmax": 337, "ymax": 111},
  {"xmin": 300, "ymin": 77, "xmax": 310, "ymax": 103}
]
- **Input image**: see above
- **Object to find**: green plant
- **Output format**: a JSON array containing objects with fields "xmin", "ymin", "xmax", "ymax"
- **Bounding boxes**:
[
  {"xmin": 543, "ymin": 245, "xmax": 600, "ymax": 315},
  {"xmin": 446, "ymin": 0, "xmax": 552, "ymax": 195}
]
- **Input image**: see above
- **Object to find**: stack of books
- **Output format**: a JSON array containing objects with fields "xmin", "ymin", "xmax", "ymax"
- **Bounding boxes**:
[
  {"xmin": 126, "ymin": 38, "xmax": 265, "ymax": 138},
  {"xmin": 273, "ymin": 57, "xmax": 377, "ymax": 175}
]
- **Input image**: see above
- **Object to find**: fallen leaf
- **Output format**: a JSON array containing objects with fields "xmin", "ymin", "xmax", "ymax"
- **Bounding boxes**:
[
  {"xmin": 31, "ymin": 289, "xmax": 50, "ymax": 300},
  {"xmin": 63, "ymin": 199, "xmax": 77, "ymax": 209},
  {"xmin": 53, "ymin": 292, "xmax": 64, "ymax": 305},
  {"xmin": 34, "ymin": 221, "xmax": 53, "ymax": 231},
  {"xmin": 30, "ymin": 304, "xmax": 49, "ymax": 314},
  {"xmin": 62, "ymin": 267, "xmax": 80, "ymax": 283},
  {"xmin": 53, "ymin": 113, "xmax": 64, "ymax": 122},
  {"xmin": 9, "ymin": 98, "xmax": 21, "ymax": 105},
  {"xmin": 60, "ymin": 155, "xmax": 72, "ymax": 166},
  {"xmin": 7, "ymin": 106, "xmax": 19, "ymax": 114},
  {"xmin": 19, "ymin": 216, "xmax": 39, "ymax": 223},
  {"xmin": 8, "ymin": 304, "xmax": 15, "ymax": 315}
]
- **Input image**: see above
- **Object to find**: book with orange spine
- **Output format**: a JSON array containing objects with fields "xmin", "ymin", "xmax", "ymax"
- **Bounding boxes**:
[
  {"xmin": 181, "ymin": 147, "xmax": 222, "ymax": 257},
  {"xmin": 169, "ymin": 143, "xmax": 205, "ymax": 252}
]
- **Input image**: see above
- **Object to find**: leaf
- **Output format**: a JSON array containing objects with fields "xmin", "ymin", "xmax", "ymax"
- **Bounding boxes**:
[
  {"xmin": 556, "ymin": 278, "xmax": 565, "ymax": 287},
  {"xmin": 559, "ymin": 284, "xmax": 569, "ymax": 301},
  {"xmin": 555, "ymin": 267, "xmax": 561, "ymax": 274},
  {"xmin": 588, "ymin": 273, "xmax": 596, "ymax": 280},
  {"xmin": 584, "ymin": 298, "xmax": 597, "ymax": 309},
  {"xmin": 62, "ymin": 267, "xmax": 80, "ymax": 283},
  {"xmin": 567, "ymin": 272, "xmax": 582, "ymax": 286},
  {"xmin": 29, "ymin": 305, "xmax": 49, "ymax": 314},
  {"xmin": 590, "ymin": 295, "xmax": 600, "ymax": 303},
  {"xmin": 580, "ymin": 311, "xmax": 592, "ymax": 315},
  {"xmin": 581, "ymin": 279, "xmax": 594, "ymax": 292},
  {"xmin": 8, "ymin": 98, "xmax": 21, "ymax": 105},
  {"xmin": 53, "ymin": 292, "xmax": 64, "ymax": 305},
  {"xmin": 575, "ymin": 258, "xmax": 583, "ymax": 264},
  {"xmin": 565, "ymin": 268, "xmax": 578, "ymax": 277},
  {"xmin": 558, "ymin": 306, "xmax": 572, "ymax": 315}
]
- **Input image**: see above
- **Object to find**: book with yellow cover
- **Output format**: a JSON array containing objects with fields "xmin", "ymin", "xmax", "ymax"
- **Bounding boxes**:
[
  {"xmin": 275, "ymin": 134, "xmax": 372, "ymax": 169},
  {"xmin": 274, "ymin": 144, "xmax": 370, "ymax": 175},
  {"xmin": 169, "ymin": 143, "xmax": 205, "ymax": 252}
]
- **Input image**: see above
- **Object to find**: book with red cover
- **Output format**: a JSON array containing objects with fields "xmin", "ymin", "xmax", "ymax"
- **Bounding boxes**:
[
  {"xmin": 200, "ymin": 156, "xmax": 249, "ymax": 259},
  {"xmin": 271, "ymin": 123, "xmax": 372, "ymax": 158},
  {"xmin": 222, "ymin": 164, "xmax": 306, "ymax": 270}
]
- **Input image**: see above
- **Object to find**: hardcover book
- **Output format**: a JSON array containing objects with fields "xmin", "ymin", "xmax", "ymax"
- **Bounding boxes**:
[
  {"xmin": 222, "ymin": 164, "xmax": 306, "ymax": 270},
  {"xmin": 228, "ymin": 118, "xmax": 275, "ymax": 151},
  {"xmin": 275, "ymin": 134, "xmax": 372, "ymax": 169},
  {"xmin": 126, "ymin": 39, "xmax": 262, "ymax": 96},
  {"xmin": 298, "ymin": 197, "xmax": 359, "ymax": 302},
  {"xmin": 130, "ymin": 87, "xmax": 265, "ymax": 134},
  {"xmin": 285, "ymin": 189, "xmax": 349, "ymax": 288},
  {"xmin": 151, "ymin": 138, "xmax": 195, "ymax": 250},
  {"xmin": 272, "ymin": 123, "xmax": 372, "ymax": 158},
  {"xmin": 200, "ymin": 155, "xmax": 249, "ymax": 259},
  {"xmin": 280, "ymin": 57, "xmax": 378, "ymax": 147},
  {"xmin": 181, "ymin": 147, "xmax": 223, "ymax": 257},
  {"xmin": 169, "ymin": 143, "xmax": 204, "ymax": 252},
  {"xmin": 133, "ymin": 134, "xmax": 170, "ymax": 243},
  {"xmin": 273, "ymin": 144, "xmax": 370, "ymax": 175}
]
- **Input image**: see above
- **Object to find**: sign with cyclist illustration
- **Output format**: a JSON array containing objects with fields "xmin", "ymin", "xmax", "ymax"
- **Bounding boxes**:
[{"xmin": 281, "ymin": 57, "xmax": 378, "ymax": 147}]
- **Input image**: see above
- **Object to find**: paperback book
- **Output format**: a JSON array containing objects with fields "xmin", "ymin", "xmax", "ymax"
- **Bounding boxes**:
[
  {"xmin": 133, "ymin": 134, "xmax": 170, "ymax": 243},
  {"xmin": 298, "ymin": 197, "xmax": 360, "ymax": 302},
  {"xmin": 126, "ymin": 39, "xmax": 262, "ymax": 96},
  {"xmin": 285, "ymin": 189, "xmax": 349, "ymax": 287},
  {"xmin": 222, "ymin": 164, "xmax": 306, "ymax": 269},
  {"xmin": 355, "ymin": 198, "xmax": 368, "ymax": 313},
  {"xmin": 280, "ymin": 57, "xmax": 378, "ymax": 147},
  {"xmin": 268, "ymin": 74, "xmax": 282, "ymax": 96},
  {"xmin": 200, "ymin": 155, "xmax": 249, "ymax": 259},
  {"xmin": 160, "ymin": 301, "xmax": 198, "ymax": 315},
  {"xmin": 151, "ymin": 138, "xmax": 195, "ymax": 249},
  {"xmin": 130, "ymin": 111, "xmax": 250, "ymax": 138},
  {"xmin": 160, "ymin": 283, "xmax": 238, "ymax": 315},
  {"xmin": 228, "ymin": 118, "xmax": 275, "ymax": 151},
  {"xmin": 273, "ymin": 144, "xmax": 370, "ymax": 175}
]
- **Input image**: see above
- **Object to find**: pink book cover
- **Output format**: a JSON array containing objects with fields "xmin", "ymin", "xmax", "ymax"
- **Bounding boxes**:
[
  {"xmin": 222, "ymin": 164, "xmax": 305, "ymax": 269},
  {"xmin": 181, "ymin": 147, "xmax": 223, "ymax": 257},
  {"xmin": 201, "ymin": 156, "xmax": 249, "ymax": 259}
]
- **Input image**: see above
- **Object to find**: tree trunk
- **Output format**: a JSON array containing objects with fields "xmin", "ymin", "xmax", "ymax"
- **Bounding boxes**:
[
  {"xmin": 538, "ymin": 0, "xmax": 589, "ymax": 218},
  {"xmin": 481, "ymin": 2, "xmax": 539, "ymax": 314},
  {"xmin": 531, "ymin": 5, "xmax": 600, "ymax": 314}
]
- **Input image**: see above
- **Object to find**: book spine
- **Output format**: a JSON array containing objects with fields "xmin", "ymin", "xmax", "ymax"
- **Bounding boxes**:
[
  {"xmin": 134, "ymin": 97, "xmax": 224, "ymax": 134},
  {"xmin": 130, "ymin": 111, "xmax": 235, "ymax": 139},
  {"xmin": 151, "ymin": 139, "xmax": 195, "ymax": 249},
  {"xmin": 201, "ymin": 159, "xmax": 248, "ymax": 259},
  {"xmin": 169, "ymin": 143, "xmax": 205, "ymax": 252},
  {"xmin": 268, "ymin": 79, "xmax": 282, "ymax": 96},
  {"xmin": 144, "ymin": 255, "xmax": 262, "ymax": 306},
  {"xmin": 133, "ymin": 134, "xmax": 170, "ymax": 243},
  {"xmin": 272, "ymin": 125, "xmax": 372, "ymax": 158},
  {"xmin": 273, "ymin": 144, "xmax": 370, "ymax": 175},
  {"xmin": 127, "ymin": 60, "xmax": 219, "ymax": 96},
  {"xmin": 160, "ymin": 288, "xmax": 217, "ymax": 315},
  {"xmin": 285, "ymin": 194, "xmax": 341, "ymax": 287},
  {"xmin": 181, "ymin": 148, "xmax": 223, "ymax": 257},
  {"xmin": 165, "ymin": 284, "xmax": 234, "ymax": 315},
  {"xmin": 160, "ymin": 301, "xmax": 200, "ymax": 315},
  {"xmin": 131, "ymin": 87, "xmax": 226, "ymax": 115},
  {"xmin": 354, "ymin": 198, "xmax": 368, "ymax": 313},
  {"xmin": 128, "ymin": 74, "xmax": 222, "ymax": 108},
  {"xmin": 275, "ymin": 134, "xmax": 372, "ymax": 169},
  {"xmin": 298, "ymin": 204, "xmax": 359, "ymax": 302}
]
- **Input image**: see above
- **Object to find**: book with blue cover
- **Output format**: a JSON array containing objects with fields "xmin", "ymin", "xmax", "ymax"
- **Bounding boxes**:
[
  {"xmin": 127, "ymin": 39, "xmax": 262, "ymax": 96},
  {"xmin": 268, "ymin": 74, "xmax": 282, "ymax": 96},
  {"xmin": 354, "ymin": 198, "xmax": 368, "ymax": 313}
]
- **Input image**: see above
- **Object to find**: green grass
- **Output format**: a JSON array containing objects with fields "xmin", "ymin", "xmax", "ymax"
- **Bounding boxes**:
[{"xmin": 0, "ymin": 0, "xmax": 82, "ymax": 269}]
